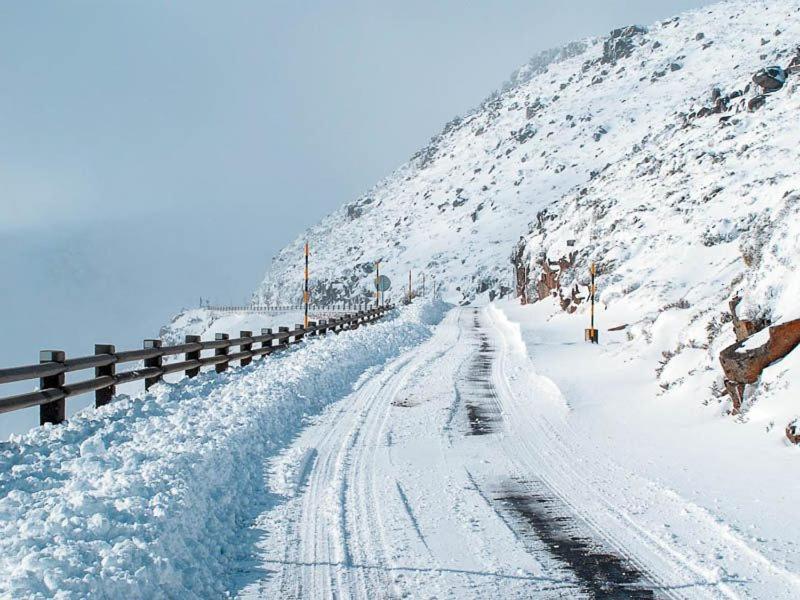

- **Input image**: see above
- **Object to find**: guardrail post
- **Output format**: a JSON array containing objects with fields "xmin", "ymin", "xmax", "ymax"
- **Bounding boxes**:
[
  {"xmin": 144, "ymin": 339, "xmax": 163, "ymax": 390},
  {"xmin": 95, "ymin": 344, "xmax": 115, "ymax": 407},
  {"xmin": 308, "ymin": 321, "xmax": 317, "ymax": 337},
  {"xmin": 185, "ymin": 335, "xmax": 201, "ymax": 378},
  {"xmin": 294, "ymin": 324, "xmax": 305, "ymax": 342},
  {"xmin": 240, "ymin": 331, "xmax": 253, "ymax": 367},
  {"xmin": 215, "ymin": 333, "xmax": 229, "ymax": 373},
  {"xmin": 39, "ymin": 350, "xmax": 65, "ymax": 425},
  {"xmin": 278, "ymin": 326, "xmax": 289, "ymax": 348},
  {"xmin": 261, "ymin": 328, "xmax": 272, "ymax": 355},
  {"xmin": 319, "ymin": 320, "xmax": 327, "ymax": 335}
]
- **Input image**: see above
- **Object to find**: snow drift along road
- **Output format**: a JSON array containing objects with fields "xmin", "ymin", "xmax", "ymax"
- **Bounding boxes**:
[{"xmin": 0, "ymin": 301, "xmax": 446, "ymax": 598}]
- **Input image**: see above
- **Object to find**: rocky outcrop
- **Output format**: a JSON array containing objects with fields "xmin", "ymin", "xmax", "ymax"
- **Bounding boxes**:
[
  {"xmin": 511, "ymin": 237, "xmax": 530, "ymax": 304},
  {"xmin": 720, "ymin": 318, "xmax": 800, "ymax": 413},
  {"xmin": 748, "ymin": 95, "xmax": 767, "ymax": 112},
  {"xmin": 752, "ymin": 66, "xmax": 787, "ymax": 92},
  {"xmin": 602, "ymin": 26, "xmax": 647, "ymax": 64},
  {"xmin": 786, "ymin": 419, "xmax": 800, "ymax": 445},
  {"xmin": 729, "ymin": 295, "xmax": 769, "ymax": 342},
  {"xmin": 533, "ymin": 251, "xmax": 585, "ymax": 313}
]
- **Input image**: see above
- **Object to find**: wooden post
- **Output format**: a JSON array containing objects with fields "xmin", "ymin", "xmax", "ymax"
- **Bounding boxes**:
[
  {"xmin": 215, "ymin": 333, "xmax": 229, "ymax": 373},
  {"xmin": 240, "ymin": 330, "xmax": 253, "ymax": 367},
  {"xmin": 295, "ymin": 324, "xmax": 305, "ymax": 342},
  {"xmin": 144, "ymin": 339, "xmax": 163, "ymax": 390},
  {"xmin": 278, "ymin": 326, "xmax": 290, "ymax": 347},
  {"xmin": 261, "ymin": 328, "xmax": 273, "ymax": 354},
  {"xmin": 39, "ymin": 350, "xmax": 65, "ymax": 425},
  {"xmin": 185, "ymin": 335, "xmax": 201, "ymax": 378},
  {"xmin": 95, "ymin": 344, "xmax": 115, "ymax": 407}
]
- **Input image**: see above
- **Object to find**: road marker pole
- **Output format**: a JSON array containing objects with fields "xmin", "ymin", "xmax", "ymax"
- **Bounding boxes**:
[
  {"xmin": 375, "ymin": 260, "xmax": 381, "ymax": 308},
  {"xmin": 584, "ymin": 262, "xmax": 599, "ymax": 344},
  {"xmin": 304, "ymin": 242, "xmax": 310, "ymax": 328}
]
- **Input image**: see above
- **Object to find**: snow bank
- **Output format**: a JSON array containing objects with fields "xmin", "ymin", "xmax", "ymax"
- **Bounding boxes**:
[
  {"xmin": 0, "ymin": 300, "xmax": 447, "ymax": 598},
  {"xmin": 159, "ymin": 308, "xmax": 306, "ymax": 346}
]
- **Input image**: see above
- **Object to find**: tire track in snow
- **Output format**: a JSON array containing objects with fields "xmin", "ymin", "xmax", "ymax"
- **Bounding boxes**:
[
  {"xmin": 254, "ymin": 310, "xmax": 465, "ymax": 599},
  {"xmin": 395, "ymin": 481, "xmax": 432, "ymax": 555}
]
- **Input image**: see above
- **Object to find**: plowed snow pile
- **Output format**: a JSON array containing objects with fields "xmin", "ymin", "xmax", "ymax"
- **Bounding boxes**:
[{"xmin": 0, "ymin": 302, "xmax": 446, "ymax": 598}]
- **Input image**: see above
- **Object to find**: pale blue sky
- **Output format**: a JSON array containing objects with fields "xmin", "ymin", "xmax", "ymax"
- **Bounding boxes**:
[{"xmin": 0, "ymin": 0, "xmax": 713, "ymax": 436}]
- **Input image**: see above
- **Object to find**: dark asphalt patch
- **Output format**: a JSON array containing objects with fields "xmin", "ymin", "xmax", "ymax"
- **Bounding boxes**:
[
  {"xmin": 494, "ymin": 477, "xmax": 656, "ymax": 599},
  {"xmin": 461, "ymin": 311, "xmax": 502, "ymax": 436}
]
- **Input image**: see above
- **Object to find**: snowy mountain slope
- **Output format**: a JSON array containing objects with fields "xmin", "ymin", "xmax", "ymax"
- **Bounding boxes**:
[
  {"xmin": 256, "ymin": 0, "xmax": 800, "ymax": 427},
  {"xmin": 256, "ymin": 0, "xmax": 799, "ymax": 309}
]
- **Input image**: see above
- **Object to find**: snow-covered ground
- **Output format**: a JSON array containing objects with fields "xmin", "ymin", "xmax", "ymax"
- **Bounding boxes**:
[
  {"xmin": 228, "ymin": 302, "xmax": 800, "ymax": 598},
  {"xmin": 2, "ymin": 300, "xmax": 797, "ymax": 598},
  {"xmin": 0, "ymin": 302, "xmax": 445, "ymax": 598},
  {"xmin": 4, "ymin": 0, "xmax": 800, "ymax": 597}
]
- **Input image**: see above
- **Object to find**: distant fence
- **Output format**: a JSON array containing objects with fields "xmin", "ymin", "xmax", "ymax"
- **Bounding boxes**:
[
  {"xmin": 207, "ymin": 302, "xmax": 374, "ymax": 314},
  {"xmin": 0, "ymin": 305, "xmax": 394, "ymax": 428}
]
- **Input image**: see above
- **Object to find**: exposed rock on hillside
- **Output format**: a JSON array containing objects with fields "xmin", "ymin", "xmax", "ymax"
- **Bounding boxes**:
[{"xmin": 720, "ymin": 319, "xmax": 800, "ymax": 413}]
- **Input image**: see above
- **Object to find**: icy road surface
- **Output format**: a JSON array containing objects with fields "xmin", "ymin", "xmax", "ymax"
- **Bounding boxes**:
[{"xmin": 232, "ymin": 307, "xmax": 799, "ymax": 599}]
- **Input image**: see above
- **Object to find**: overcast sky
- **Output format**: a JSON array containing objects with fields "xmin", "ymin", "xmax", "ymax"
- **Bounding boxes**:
[{"xmin": 0, "ymin": 0, "xmax": 713, "ymax": 436}]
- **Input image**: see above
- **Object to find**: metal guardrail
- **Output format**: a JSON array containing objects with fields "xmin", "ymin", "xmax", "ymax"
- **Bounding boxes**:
[
  {"xmin": 206, "ymin": 303, "xmax": 371, "ymax": 314},
  {"xmin": 0, "ymin": 305, "xmax": 394, "ymax": 427}
]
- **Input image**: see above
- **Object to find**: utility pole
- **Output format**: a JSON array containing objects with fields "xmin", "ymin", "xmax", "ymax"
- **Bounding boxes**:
[{"xmin": 304, "ymin": 242, "xmax": 310, "ymax": 328}]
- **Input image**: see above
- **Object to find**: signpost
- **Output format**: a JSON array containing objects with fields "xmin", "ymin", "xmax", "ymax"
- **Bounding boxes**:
[{"xmin": 375, "ymin": 273, "xmax": 391, "ymax": 307}]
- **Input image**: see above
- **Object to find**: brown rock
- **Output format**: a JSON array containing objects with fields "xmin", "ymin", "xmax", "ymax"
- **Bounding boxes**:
[
  {"xmin": 720, "ymin": 319, "xmax": 800, "ymax": 413},
  {"xmin": 535, "ymin": 252, "xmax": 577, "ymax": 301},
  {"xmin": 786, "ymin": 420, "xmax": 800, "ymax": 445},
  {"xmin": 729, "ymin": 295, "xmax": 768, "ymax": 342},
  {"xmin": 748, "ymin": 95, "xmax": 767, "ymax": 112}
]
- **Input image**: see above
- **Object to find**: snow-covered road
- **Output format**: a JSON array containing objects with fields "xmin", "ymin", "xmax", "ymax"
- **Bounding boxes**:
[
  {"xmin": 232, "ymin": 306, "xmax": 799, "ymax": 599},
  {"xmin": 4, "ymin": 302, "xmax": 795, "ymax": 598}
]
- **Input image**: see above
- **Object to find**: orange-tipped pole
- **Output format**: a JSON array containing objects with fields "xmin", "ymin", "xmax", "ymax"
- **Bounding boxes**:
[{"xmin": 304, "ymin": 242, "xmax": 310, "ymax": 328}]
